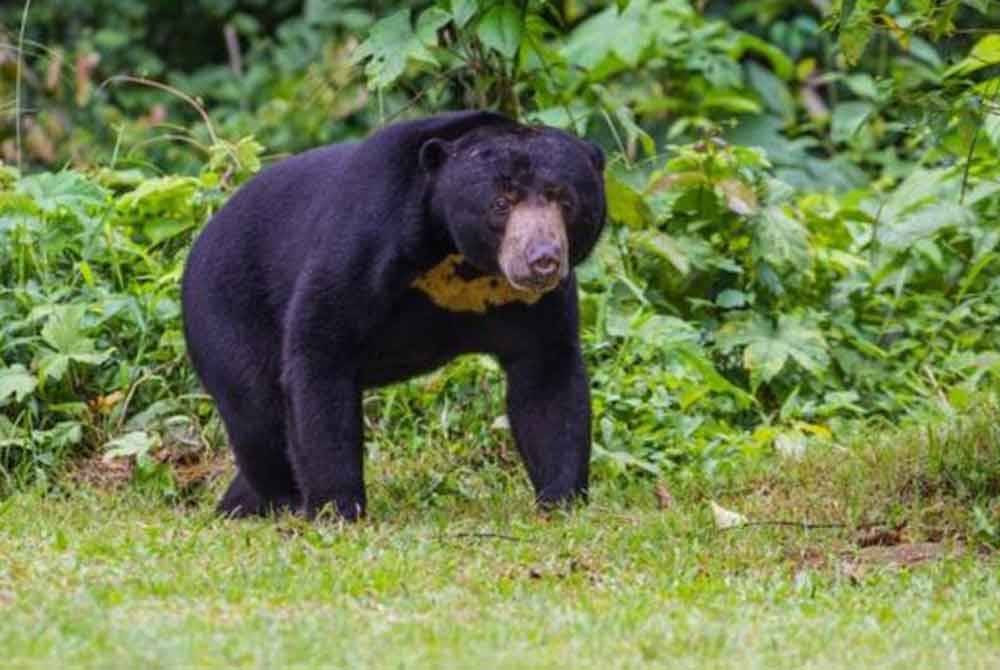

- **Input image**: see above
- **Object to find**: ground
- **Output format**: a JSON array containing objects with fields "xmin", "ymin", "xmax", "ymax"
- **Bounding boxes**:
[{"xmin": 1, "ymin": 404, "xmax": 998, "ymax": 669}]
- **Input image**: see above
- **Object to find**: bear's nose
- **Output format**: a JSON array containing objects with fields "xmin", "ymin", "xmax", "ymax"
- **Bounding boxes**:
[{"xmin": 527, "ymin": 241, "xmax": 561, "ymax": 278}]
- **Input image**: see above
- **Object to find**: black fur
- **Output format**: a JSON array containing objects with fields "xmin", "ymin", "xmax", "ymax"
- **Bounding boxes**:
[{"xmin": 181, "ymin": 111, "xmax": 607, "ymax": 520}]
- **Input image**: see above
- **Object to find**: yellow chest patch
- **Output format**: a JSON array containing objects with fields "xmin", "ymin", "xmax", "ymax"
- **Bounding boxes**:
[{"xmin": 411, "ymin": 254, "xmax": 542, "ymax": 314}]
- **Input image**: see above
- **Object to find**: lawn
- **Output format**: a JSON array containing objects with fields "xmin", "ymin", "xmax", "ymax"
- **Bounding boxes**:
[{"xmin": 2, "ymin": 404, "xmax": 998, "ymax": 670}]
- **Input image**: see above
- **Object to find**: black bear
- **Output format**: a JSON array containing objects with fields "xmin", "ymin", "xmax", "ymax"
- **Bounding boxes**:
[{"xmin": 181, "ymin": 110, "xmax": 607, "ymax": 520}]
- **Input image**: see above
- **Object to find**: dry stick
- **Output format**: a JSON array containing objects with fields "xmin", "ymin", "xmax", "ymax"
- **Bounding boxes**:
[
  {"xmin": 437, "ymin": 532, "xmax": 529, "ymax": 543},
  {"xmin": 223, "ymin": 24, "xmax": 243, "ymax": 78},
  {"xmin": 721, "ymin": 520, "xmax": 889, "ymax": 532},
  {"xmin": 15, "ymin": 0, "xmax": 32, "ymax": 172}
]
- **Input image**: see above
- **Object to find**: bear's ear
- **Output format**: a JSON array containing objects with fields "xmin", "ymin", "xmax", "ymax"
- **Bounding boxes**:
[
  {"xmin": 419, "ymin": 138, "xmax": 452, "ymax": 173},
  {"xmin": 584, "ymin": 141, "xmax": 605, "ymax": 173}
]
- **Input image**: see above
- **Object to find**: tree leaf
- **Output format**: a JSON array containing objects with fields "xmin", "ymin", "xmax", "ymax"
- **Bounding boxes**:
[
  {"xmin": 746, "ymin": 62, "xmax": 795, "ymax": 124},
  {"xmin": 451, "ymin": 0, "xmax": 478, "ymax": 28},
  {"xmin": 415, "ymin": 7, "xmax": 452, "ymax": 45},
  {"xmin": 0, "ymin": 365, "xmax": 37, "ymax": 404},
  {"xmin": 945, "ymin": 33, "xmax": 1000, "ymax": 78},
  {"xmin": 352, "ymin": 10, "xmax": 437, "ymax": 89},
  {"xmin": 605, "ymin": 173, "xmax": 653, "ymax": 229},
  {"xmin": 716, "ymin": 289, "xmax": 748, "ymax": 309},
  {"xmin": 831, "ymin": 101, "xmax": 874, "ymax": 144},
  {"xmin": 477, "ymin": 2, "xmax": 523, "ymax": 60},
  {"xmin": 836, "ymin": 0, "xmax": 889, "ymax": 65}
]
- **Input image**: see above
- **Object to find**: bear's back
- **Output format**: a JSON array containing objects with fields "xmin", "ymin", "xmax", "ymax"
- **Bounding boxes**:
[{"xmin": 183, "ymin": 141, "xmax": 359, "ymax": 324}]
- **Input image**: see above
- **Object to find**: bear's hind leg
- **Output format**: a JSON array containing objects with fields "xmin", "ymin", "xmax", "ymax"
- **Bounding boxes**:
[
  {"xmin": 218, "ymin": 471, "xmax": 265, "ymax": 517},
  {"xmin": 214, "ymin": 398, "xmax": 300, "ymax": 518}
]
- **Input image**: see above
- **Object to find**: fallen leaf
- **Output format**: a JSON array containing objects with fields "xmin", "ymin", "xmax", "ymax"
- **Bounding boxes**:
[
  {"xmin": 490, "ymin": 414, "xmax": 510, "ymax": 431},
  {"xmin": 710, "ymin": 501, "xmax": 748, "ymax": 529}
]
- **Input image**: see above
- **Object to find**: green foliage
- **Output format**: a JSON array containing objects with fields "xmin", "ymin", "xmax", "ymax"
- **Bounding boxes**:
[{"xmin": 0, "ymin": 139, "xmax": 260, "ymax": 491}]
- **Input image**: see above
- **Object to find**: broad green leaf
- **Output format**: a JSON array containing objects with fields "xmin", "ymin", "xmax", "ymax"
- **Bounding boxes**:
[
  {"xmin": 352, "ymin": 10, "xmax": 437, "ymax": 89},
  {"xmin": 878, "ymin": 168, "xmax": 947, "ymax": 222},
  {"xmin": 753, "ymin": 206, "xmax": 810, "ymax": 272},
  {"xmin": 961, "ymin": 0, "xmax": 989, "ymax": 12},
  {"xmin": 632, "ymin": 314, "xmax": 700, "ymax": 347},
  {"xmin": 561, "ymin": 2, "xmax": 649, "ymax": 70},
  {"xmin": 613, "ymin": 106, "xmax": 655, "ymax": 157},
  {"xmin": 634, "ymin": 230, "xmax": 690, "ymax": 275},
  {"xmin": 830, "ymin": 101, "xmax": 874, "ymax": 143},
  {"xmin": 878, "ymin": 203, "xmax": 974, "ymax": 249},
  {"xmin": 777, "ymin": 315, "xmax": 830, "ymax": 376},
  {"xmin": 716, "ymin": 313, "xmax": 829, "ymax": 386},
  {"xmin": 747, "ymin": 62, "xmax": 795, "ymax": 124},
  {"xmin": 34, "ymin": 422, "xmax": 83, "ymax": 451},
  {"xmin": 117, "ymin": 176, "xmax": 198, "ymax": 212},
  {"xmin": 477, "ymin": 2, "xmax": 522, "ymax": 59},
  {"xmin": 104, "ymin": 431, "xmax": 159, "ymax": 461},
  {"xmin": 605, "ymin": 173, "xmax": 653, "ymax": 229},
  {"xmin": 36, "ymin": 353, "xmax": 71, "ymax": 384},
  {"xmin": 732, "ymin": 34, "xmax": 794, "ymax": 80},
  {"xmin": 451, "ymin": 0, "xmax": 478, "ymax": 28},
  {"xmin": 17, "ymin": 171, "xmax": 106, "ymax": 220},
  {"xmin": 945, "ymin": 33, "xmax": 1000, "ymax": 78},
  {"xmin": 716, "ymin": 290, "xmax": 748, "ymax": 309},
  {"xmin": 836, "ymin": 0, "xmax": 889, "ymax": 65},
  {"xmin": 42, "ymin": 305, "xmax": 92, "ymax": 354},
  {"xmin": 0, "ymin": 365, "xmax": 37, "ymax": 404},
  {"xmin": 844, "ymin": 74, "xmax": 880, "ymax": 101},
  {"xmin": 415, "ymin": 7, "xmax": 452, "ymax": 45},
  {"xmin": 36, "ymin": 306, "xmax": 112, "ymax": 382},
  {"xmin": 745, "ymin": 338, "xmax": 789, "ymax": 383}
]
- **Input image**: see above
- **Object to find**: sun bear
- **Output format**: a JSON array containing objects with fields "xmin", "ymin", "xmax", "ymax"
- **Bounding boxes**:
[{"xmin": 181, "ymin": 110, "xmax": 607, "ymax": 520}]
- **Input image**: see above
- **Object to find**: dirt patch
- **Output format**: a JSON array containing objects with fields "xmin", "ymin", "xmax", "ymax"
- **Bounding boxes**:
[
  {"xmin": 67, "ymin": 444, "xmax": 232, "ymax": 492},
  {"xmin": 67, "ymin": 452, "xmax": 135, "ymax": 490},
  {"xmin": 838, "ymin": 542, "xmax": 967, "ymax": 581},
  {"xmin": 853, "ymin": 541, "xmax": 964, "ymax": 567}
]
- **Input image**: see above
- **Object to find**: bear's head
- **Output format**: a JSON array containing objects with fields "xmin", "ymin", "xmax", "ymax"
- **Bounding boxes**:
[{"xmin": 421, "ymin": 124, "xmax": 606, "ymax": 293}]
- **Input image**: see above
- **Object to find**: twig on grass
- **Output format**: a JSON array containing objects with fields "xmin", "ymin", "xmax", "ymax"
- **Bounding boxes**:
[
  {"xmin": 720, "ymin": 520, "xmax": 889, "ymax": 532},
  {"xmin": 437, "ymin": 531, "xmax": 529, "ymax": 543}
]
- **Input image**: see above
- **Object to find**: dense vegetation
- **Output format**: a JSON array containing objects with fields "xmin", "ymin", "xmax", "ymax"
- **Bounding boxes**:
[{"xmin": 1, "ymin": 0, "xmax": 998, "ymax": 510}]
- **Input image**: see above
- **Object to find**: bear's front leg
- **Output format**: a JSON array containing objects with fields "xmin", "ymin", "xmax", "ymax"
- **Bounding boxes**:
[
  {"xmin": 503, "ymin": 344, "xmax": 591, "ymax": 507},
  {"xmin": 282, "ymin": 274, "xmax": 371, "ymax": 521},
  {"xmin": 283, "ymin": 363, "xmax": 366, "ymax": 520}
]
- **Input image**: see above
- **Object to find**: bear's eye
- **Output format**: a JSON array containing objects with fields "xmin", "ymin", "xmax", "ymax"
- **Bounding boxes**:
[{"xmin": 491, "ymin": 196, "xmax": 511, "ymax": 215}]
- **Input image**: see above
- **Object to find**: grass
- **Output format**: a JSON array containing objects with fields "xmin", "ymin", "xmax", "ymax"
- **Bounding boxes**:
[{"xmin": 1, "ymin": 401, "xmax": 999, "ymax": 669}]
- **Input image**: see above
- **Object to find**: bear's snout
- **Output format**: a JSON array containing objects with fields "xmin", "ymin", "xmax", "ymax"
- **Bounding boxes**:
[
  {"xmin": 526, "ymin": 240, "xmax": 561, "ymax": 279},
  {"xmin": 498, "ymin": 200, "xmax": 569, "ymax": 292}
]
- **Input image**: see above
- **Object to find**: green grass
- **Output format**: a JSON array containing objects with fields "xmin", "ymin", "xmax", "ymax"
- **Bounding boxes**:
[{"xmin": 2, "ymin": 404, "xmax": 999, "ymax": 670}]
